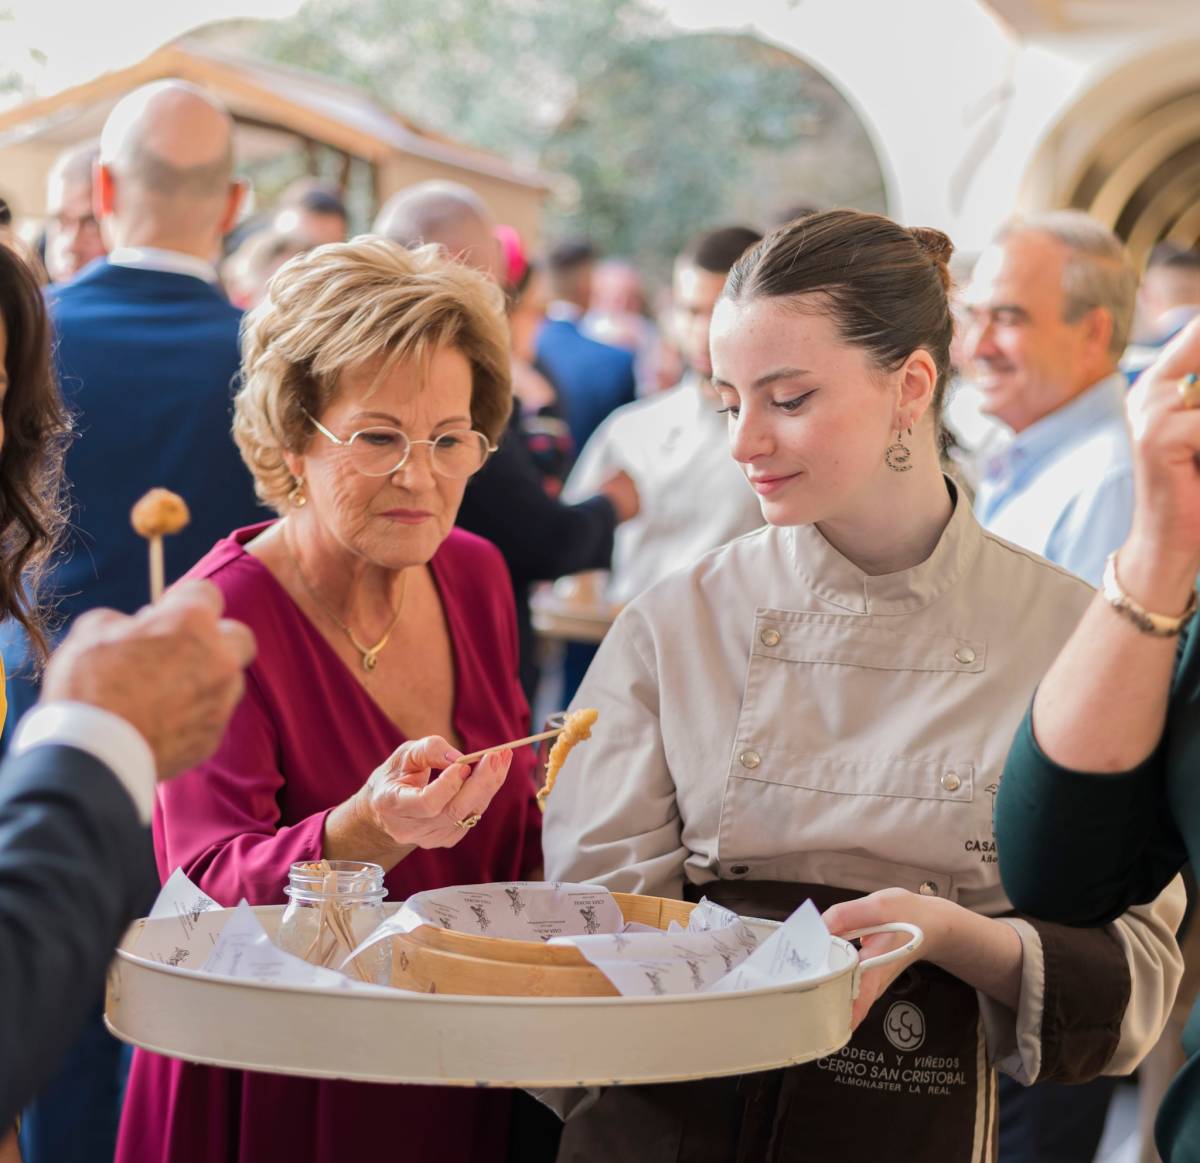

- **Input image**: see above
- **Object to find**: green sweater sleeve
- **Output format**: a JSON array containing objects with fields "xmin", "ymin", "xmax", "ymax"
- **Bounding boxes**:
[{"xmin": 997, "ymin": 708, "xmax": 1187, "ymax": 927}]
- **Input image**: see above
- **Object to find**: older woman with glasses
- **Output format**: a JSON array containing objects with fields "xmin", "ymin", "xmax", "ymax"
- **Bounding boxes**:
[{"xmin": 116, "ymin": 238, "xmax": 544, "ymax": 1163}]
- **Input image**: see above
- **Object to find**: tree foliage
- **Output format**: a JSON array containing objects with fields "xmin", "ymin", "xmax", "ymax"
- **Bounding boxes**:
[{"xmin": 248, "ymin": 0, "xmax": 885, "ymax": 276}]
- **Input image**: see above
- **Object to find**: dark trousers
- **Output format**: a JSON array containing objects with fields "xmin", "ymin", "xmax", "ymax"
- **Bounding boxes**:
[
  {"xmin": 19, "ymin": 1002, "xmax": 131, "ymax": 1163},
  {"xmin": 998, "ymin": 1073, "xmax": 1117, "ymax": 1162}
]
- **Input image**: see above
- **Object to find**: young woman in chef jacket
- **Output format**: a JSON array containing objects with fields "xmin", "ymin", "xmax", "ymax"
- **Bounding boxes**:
[{"xmin": 542, "ymin": 210, "xmax": 1184, "ymax": 1163}]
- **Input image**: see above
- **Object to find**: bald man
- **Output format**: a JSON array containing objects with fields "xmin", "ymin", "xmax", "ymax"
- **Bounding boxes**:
[
  {"xmin": 374, "ymin": 179, "xmax": 506, "ymax": 282},
  {"xmin": 7, "ymin": 80, "xmax": 266, "ymax": 1163}
]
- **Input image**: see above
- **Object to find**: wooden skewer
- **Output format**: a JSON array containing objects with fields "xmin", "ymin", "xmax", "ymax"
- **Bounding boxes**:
[
  {"xmin": 458, "ymin": 726, "xmax": 563, "ymax": 766},
  {"xmin": 131, "ymin": 488, "xmax": 190, "ymax": 603},
  {"xmin": 148, "ymin": 538, "xmax": 165, "ymax": 603}
]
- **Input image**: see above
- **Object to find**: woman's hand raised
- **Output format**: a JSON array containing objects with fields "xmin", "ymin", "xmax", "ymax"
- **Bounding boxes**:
[
  {"xmin": 1124, "ymin": 318, "xmax": 1200, "ymax": 602},
  {"xmin": 324, "ymin": 736, "xmax": 513, "ymax": 868}
]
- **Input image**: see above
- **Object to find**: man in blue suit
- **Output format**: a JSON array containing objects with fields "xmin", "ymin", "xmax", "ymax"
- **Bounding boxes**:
[
  {"xmin": 535, "ymin": 240, "xmax": 637, "ymax": 456},
  {"xmin": 5, "ymin": 79, "xmax": 266, "ymax": 1163},
  {"xmin": 3, "ymin": 79, "xmax": 266, "ymax": 726},
  {"xmin": 0, "ymin": 582, "xmax": 255, "ymax": 1132}
]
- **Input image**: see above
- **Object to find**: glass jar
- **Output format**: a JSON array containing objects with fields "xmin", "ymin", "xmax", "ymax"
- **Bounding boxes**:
[{"xmin": 277, "ymin": 860, "xmax": 389, "ymax": 985}]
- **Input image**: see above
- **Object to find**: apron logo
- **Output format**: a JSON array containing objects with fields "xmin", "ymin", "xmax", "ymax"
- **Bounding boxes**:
[{"xmin": 883, "ymin": 1001, "xmax": 926, "ymax": 1051}]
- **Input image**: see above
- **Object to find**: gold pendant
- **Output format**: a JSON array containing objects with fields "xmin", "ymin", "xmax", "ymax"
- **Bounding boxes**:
[{"xmin": 363, "ymin": 651, "xmax": 379, "ymax": 672}]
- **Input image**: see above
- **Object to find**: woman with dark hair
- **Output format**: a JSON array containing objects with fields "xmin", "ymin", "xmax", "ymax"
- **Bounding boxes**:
[
  {"xmin": 0, "ymin": 221, "xmax": 72, "ymax": 1163},
  {"xmin": 0, "ymin": 239, "xmax": 70, "ymax": 669},
  {"xmin": 542, "ymin": 210, "xmax": 1183, "ymax": 1161}
]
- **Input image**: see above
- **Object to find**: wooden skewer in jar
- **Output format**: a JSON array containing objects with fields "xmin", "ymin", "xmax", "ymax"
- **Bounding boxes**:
[
  {"xmin": 130, "ymin": 489, "xmax": 191, "ymax": 602},
  {"xmin": 297, "ymin": 860, "xmax": 374, "ymax": 983}
]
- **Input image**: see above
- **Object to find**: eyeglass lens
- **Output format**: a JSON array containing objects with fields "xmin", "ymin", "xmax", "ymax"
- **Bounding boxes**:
[{"xmin": 347, "ymin": 428, "xmax": 490, "ymax": 478}]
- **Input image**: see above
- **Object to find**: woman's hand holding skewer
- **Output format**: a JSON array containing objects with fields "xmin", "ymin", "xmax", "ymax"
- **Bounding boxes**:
[{"xmin": 323, "ymin": 735, "xmax": 512, "ymax": 871}]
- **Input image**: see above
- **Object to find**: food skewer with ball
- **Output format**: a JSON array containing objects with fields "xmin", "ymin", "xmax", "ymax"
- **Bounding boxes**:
[{"xmin": 130, "ymin": 488, "xmax": 191, "ymax": 602}]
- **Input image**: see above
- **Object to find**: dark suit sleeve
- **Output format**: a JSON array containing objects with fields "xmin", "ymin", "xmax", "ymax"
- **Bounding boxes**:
[
  {"xmin": 457, "ymin": 422, "xmax": 617, "ymax": 588},
  {"xmin": 0, "ymin": 745, "xmax": 158, "ymax": 1124}
]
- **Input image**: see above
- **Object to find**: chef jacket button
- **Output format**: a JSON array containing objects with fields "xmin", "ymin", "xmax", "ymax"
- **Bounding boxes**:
[
  {"xmin": 760, "ymin": 628, "xmax": 781, "ymax": 647},
  {"xmin": 919, "ymin": 880, "xmax": 939, "ymax": 896},
  {"xmin": 954, "ymin": 646, "xmax": 977, "ymax": 665},
  {"xmin": 730, "ymin": 864, "xmax": 750, "ymax": 876},
  {"xmin": 940, "ymin": 772, "xmax": 961, "ymax": 792},
  {"xmin": 739, "ymin": 749, "xmax": 762, "ymax": 770}
]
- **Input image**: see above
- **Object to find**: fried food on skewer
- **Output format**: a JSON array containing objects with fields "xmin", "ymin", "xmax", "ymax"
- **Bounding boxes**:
[
  {"xmin": 537, "ymin": 707, "xmax": 598, "ymax": 809},
  {"xmin": 131, "ymin": 488, "xmax": 191, "ymax": 538},
  {"xmin": 131, "ymin": 488, "xmax": 190, "ymax": 602}
]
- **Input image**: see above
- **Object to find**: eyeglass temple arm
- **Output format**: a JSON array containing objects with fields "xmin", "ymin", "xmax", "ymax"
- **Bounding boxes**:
[{"xmin": 304, "ymin": 411, "xmax": 348, "ymax": 446}]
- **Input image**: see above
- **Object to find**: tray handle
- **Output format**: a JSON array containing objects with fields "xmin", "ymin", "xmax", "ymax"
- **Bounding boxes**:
[{"xmin": 842, "ymin": 922, "xmax": 923, "ymax": 970}]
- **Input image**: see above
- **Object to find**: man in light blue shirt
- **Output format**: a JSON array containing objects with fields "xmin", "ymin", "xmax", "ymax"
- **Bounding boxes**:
[{"xmin": 963, "ymin": 211, "xmax": 1138, "ymax": 587}]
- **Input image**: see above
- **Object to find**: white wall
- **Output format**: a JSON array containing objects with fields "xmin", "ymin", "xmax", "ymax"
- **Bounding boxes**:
[{"xmin": 655, "ymin": 0, "xmax": 1200, "ymax": 252}]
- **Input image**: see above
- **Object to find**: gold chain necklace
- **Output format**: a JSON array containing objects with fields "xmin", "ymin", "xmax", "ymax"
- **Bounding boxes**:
[{"xmin": 282, "ymin": 525, "xmax": 408, "ymax": 672}]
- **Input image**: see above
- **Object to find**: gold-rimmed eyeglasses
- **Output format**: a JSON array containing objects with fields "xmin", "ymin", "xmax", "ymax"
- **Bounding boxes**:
[{"xmin": 306, "ymin": 411, "xmax": 497, "ymax": 479}]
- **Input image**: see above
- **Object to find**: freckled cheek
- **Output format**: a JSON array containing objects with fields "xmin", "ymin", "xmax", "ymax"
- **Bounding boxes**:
[
  {"xmin": 791, "ymin": 419, "xmax": 872, "ymax": 478},
  {"xmin": 774, "ymin": 421, "xmax": 841, "ymax": 466}
]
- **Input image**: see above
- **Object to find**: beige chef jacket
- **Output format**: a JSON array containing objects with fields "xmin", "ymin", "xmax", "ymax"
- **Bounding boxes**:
[{"xmin": 543, "ymin": 485, "xmax": 1184, "ymax": 1082}]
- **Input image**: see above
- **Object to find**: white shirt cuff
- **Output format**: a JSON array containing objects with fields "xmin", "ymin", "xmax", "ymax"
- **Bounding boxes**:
[{"xmin": 12, "ymin": 701, "xmax": 157, "ymax": 825}]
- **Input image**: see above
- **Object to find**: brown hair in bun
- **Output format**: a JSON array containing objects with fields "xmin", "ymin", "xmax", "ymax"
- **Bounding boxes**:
[
  {"xmin": 725, "ymin": 209, "xmax": 956, "ymax": 416},
  {"xmin": 908, "ymin": 226, "xmax": 954, "ymax": 292}
]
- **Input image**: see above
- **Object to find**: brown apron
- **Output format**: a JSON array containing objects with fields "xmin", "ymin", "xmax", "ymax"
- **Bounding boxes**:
[{"xmin": 556, "ymin": 881, "xmax": 997, "ymax": 1163}]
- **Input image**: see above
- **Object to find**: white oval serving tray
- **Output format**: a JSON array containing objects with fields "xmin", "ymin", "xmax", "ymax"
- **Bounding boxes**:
[{"xmin": 105, "ymin": 904, "xmax": 919, "ymax": 1088}]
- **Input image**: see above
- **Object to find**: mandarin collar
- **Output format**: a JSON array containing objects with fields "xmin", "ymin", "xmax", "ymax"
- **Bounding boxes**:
[{"xmin": 782, "ymin": 478, "xmax": 981, "ymax": 615}]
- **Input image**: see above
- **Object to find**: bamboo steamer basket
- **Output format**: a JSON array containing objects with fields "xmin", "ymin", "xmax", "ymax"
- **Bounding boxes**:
[{"xmin": 387, "ymin": 892, "xmax": 696, "ymax": 996}]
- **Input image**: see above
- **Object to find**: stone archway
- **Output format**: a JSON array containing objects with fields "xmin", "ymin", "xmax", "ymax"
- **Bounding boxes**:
[
  {"xmin": 1064, "ymin": 88, "xmax": 1200, "ymax": 263},
  {"xmin": 1009, "ymin": 30, "xmax": 1200, "ymax": 266}
]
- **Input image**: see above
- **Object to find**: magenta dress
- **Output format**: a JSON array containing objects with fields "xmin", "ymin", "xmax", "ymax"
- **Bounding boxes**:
[{"xmin": 115, "ymin": 523, "xmax": 543, "ymax": 1163}]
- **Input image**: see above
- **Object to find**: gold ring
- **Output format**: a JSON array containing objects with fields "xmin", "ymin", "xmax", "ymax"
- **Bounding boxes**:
[
  {"xmin": 454, "ymin": 813, "xmax": 482, "ymax": 830},
  {"xmin": 1177, "ymin": 373, "xmax": 1200, "ymax": 409}
]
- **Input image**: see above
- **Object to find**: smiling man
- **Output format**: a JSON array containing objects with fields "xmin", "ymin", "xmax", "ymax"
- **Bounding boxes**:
[{"xmin": 963, "ymin": 210, "xmax": 1138, "ymax": 586}]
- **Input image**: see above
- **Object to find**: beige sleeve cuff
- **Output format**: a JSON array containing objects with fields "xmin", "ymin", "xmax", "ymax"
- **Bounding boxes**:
[
  {"xmin": 978, "ymin": 916, "xmax": 1043, "ymax": 1085},
  {"xmin": 1105, "ymin": 874, "xmax": 1187, "ymax": 1075}
]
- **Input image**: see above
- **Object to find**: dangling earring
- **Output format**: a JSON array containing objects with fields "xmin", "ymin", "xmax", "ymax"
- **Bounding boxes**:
[
  {"xmin": 885, "ymin": 428, "xmax": 913, "ymax": 473},
  {"xmin": 288, "ymin": 476, "xmax": 307, "ymax": 507}
]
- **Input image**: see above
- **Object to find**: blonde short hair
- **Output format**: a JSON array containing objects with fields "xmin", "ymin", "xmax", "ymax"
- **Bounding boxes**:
[{"xmin": 235, "ymin": 235, "xmax": 512, "ymax": 511}]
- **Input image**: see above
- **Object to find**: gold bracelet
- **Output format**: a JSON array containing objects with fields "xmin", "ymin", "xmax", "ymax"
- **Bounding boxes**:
[{"xmin": 1102, "ymin": 552, "xmax": 1197, "ymax": 637}]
